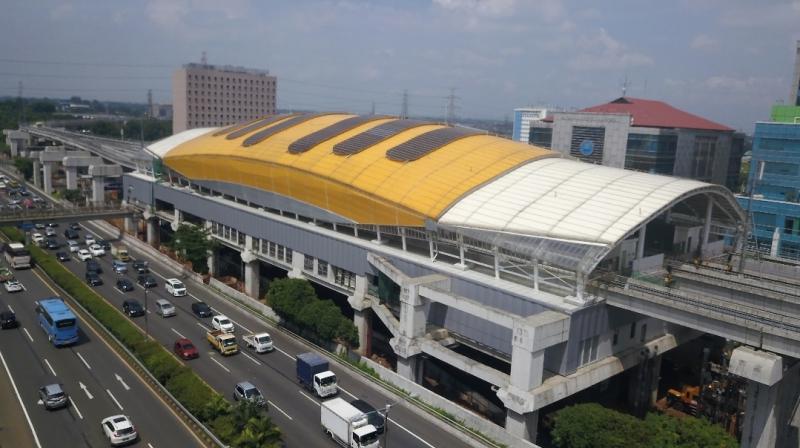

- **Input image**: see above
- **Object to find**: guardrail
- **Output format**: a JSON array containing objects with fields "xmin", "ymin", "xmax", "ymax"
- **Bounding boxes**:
[{"xmin": 0, "ymin": 204, "xmax": 135, "ymax": 225}]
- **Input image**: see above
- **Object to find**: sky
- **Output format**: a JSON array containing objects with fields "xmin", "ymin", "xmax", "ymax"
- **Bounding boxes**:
[{"xmin": 1, "ymin": 0, "xmax": 798, "ymax": 132}]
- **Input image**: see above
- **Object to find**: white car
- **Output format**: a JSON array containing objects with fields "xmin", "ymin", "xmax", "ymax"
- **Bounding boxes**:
[
  {"xmin": 32, "ymin": 232, "xmax": 44, "ymax": 244},
  {"xmin": 88, "ymin": 244, "xmax": 105, "ymax": 257},
  {"xmin": 45, "ymin": 227, "xmax": 56, "ymax": 237},
  {"xmin": 67, "ymin": 240, "xmax": 81, "ymax": 253},
  {"xmin": 101, "ymin": 415, "xmax": 138, "ymax": 446},
  {"xmin": 165, "ymin": 278, "xmax": 187, "ymax": 297},
  {"xmin": 84, "ymin": 234, "xmax": 96, "ymax": 245},
  {"xmin": 4, "ymin": 280, "xmax": 24, "ymax": 293},
  {"xmin": 212, "ymin": 315, "xmax": 235, "ymax": 333},
  {"xmin": 77, "ymin": 249, "xmax": 92, "ymax": 261}
]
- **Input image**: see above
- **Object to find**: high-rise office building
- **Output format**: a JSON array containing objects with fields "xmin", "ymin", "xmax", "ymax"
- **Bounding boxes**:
[
  {"xmin": 172, "ymin": 63, "xmax": 276, "ymax": 134},
  {"xmin": 511, "ymin": 107, "xmax": 548, "ymax": 143},
  {"xmin": 790, "ymin": 40, "xmax": 800, "ymax": 106}
]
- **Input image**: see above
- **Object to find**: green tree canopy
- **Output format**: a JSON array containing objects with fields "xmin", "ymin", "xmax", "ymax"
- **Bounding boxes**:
[
  {"xmin": 268, "ymin": 278, "xmax": 317, "ymax": 322},
  {"xmin": 13, "ymin": 157, "xmax": 33, "ymax": 180},
  {"xmin": 166, "ymin": 223, "xmax": 216, "ymax": 274}
]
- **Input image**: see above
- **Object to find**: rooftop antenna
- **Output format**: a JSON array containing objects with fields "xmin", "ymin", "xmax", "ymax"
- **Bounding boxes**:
[
  {"xmin": 445, "ymin": 87, "xmax": 460, "ymax": 125},
  {"xmin": 401, "ymin": 89, "xmax": 409, "ymax": 119},
  {"xmin": 621, "ymin": 74, "xmax": 631, "ymax": 97},
  {"xmin": 201, "ymin": 51, "xmax": 207, "ymax": 65}
]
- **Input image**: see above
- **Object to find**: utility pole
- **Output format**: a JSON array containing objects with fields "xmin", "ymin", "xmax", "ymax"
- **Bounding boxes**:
[
  {"xmin": 444, "ymin": 88, "xmax": 459, "ymax": 125},
  {"xmin": 147, "ymin": 89, "xmax": 153, "ymax": 118},
  {"xmin": 621, "ymin": 75, "xmax": 631, "ymax": 97},
  {"xmin": 400, "ymin": 89, "xmax": 408, "ymax": 119}
]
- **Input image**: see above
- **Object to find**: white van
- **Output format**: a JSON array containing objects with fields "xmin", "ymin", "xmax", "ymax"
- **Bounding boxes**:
[
  {"xmin": 154, "ymin": 299, "xmax": 176, "ymax": 318},
  {"xmin": 165, "ymin": 278, "xmax": 187, "ymax": 297}
]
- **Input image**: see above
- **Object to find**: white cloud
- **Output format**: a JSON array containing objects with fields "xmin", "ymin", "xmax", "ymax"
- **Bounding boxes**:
[
  {"xmin": 568, "ymin": 28, "xmax": 653, "ymax": 71},
  {"xmin": 690, "ymin": 34, "xmax": 718, "ymax": 51},
  {"xmin": 432, "ymin": 0, "xmax": 518, "ymax": 17},
  {"xmin": 720, "ymin": 1, "xmax": 800, "ymax": 27}
]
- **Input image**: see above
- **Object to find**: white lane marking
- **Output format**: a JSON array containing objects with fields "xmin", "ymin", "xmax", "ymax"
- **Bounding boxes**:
[
  {"xmin": 0, "ymin": 350, "xmax": 43, "ymax": 448},
  {"xmin": 43, "ymin": 359, "xmax": 57, "ymax": 377},
  {"xmin": 114, "ymin": 373, "xmax": 131, "ymax": 391},
  {"xmin": 114, "ymin": 288, "xmax": 125, "ymax": 295},
  {"xmin": 170, "ymin": 328, "xmax": 186, "ymax": 339},
  {"xmin": 70, "ymin": 398, "xmax": 84, "ymax": 420},
  {"xmin": 338, "ymin": 386, "xmax": 357, "ymax": 400},
  {"xmin": 79, "ymin": 381, "xmax": 94, "ymax": 399},
  {"xmin": 7, "ymin": 304, "xmax": 14, "ymax": 313},
  {"xmin": 388, "ymin": 417, "xmax": 436, "ymax": 448},
  {"xmin": 196, "ymin": 322, "xmax": 210, "ymax": 331},
  {"xmin": 275, "ymin": 347, "xmax": 294, "ymax": 360},
  {"xmin": 23, "ymin": 328, "xmax": 34, "ymax": 343},
  {"xmin": 209, "ymin": 357, "xmax": 231, "ymax": 373},
  {"xmin": 299, "ymin": 390, "xmax": 318, "ymax": 405},
  {"xmin": 188, "ymin": 294, "xmax": 202, "ymax": 303},
  {"xmin": 75, "ymin": 352, "xmax": 92, "ymax": 370},
  {"xmin": 148, "ymin": 444, "xmax": 155, "ymax": 448},
  {"xmin": 229, "ymin": 319, "xmax": 252, "ymax": 334},
  {"xmin": 240, "ymin": 351, "xmax": 262, "ymax": 366},
  {"xmin": 107, "ymin": 389, "xmax": 124, "ymax": 411},
  {"xmin": 267, "ymin": 400, "xmax": 293, "ymax": 420}
]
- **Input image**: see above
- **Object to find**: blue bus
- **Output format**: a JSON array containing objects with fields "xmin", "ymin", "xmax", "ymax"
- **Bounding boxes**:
[{"xmin": 35, "ymin": 298, "xmax": 79, "ymax": 346}]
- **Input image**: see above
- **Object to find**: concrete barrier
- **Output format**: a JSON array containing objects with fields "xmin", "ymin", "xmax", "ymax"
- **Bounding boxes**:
[{"xmin": 208, "ymin": 278, "xmax": 280, "ymax": 322}]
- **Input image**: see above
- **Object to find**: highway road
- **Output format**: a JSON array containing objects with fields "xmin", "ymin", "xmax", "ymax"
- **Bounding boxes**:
[
  {"xmin": 0, "ymin": 255, "xmax": 203, "ymax": 447},
  {"xmin": 60, "ymin": 220, "xmax": 469, "ymax": 448}
]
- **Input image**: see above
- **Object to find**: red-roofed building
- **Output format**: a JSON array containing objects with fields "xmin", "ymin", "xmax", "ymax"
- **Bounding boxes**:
[{"xmin": 527, "ymin": 97, "xmax": 744, "ymax": 190}]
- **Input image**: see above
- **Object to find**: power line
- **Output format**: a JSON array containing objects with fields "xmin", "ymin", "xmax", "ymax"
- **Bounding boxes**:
[
  {"xmin": 445, "ymin": 87, "xmax": 460, "ymax": 125},
  {"xmin": 0, "ymin": 57, "xmax": 173, "ymax": 69}
]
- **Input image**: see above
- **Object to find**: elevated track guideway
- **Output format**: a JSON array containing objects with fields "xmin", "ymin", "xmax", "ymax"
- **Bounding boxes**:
[{"xmin": 23, "ymin": 126, "xmax": 148, "ymax": 170}]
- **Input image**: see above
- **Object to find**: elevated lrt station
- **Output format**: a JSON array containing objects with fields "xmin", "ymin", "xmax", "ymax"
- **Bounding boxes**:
[{"xmin": 119, "ymin": 112, "xmax": 800, "ymax": 447}]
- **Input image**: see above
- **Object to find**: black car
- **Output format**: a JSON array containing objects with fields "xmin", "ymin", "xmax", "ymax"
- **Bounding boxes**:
[
  {"xmin": 86, "ymin": 260, "xmax": 103, "ymax": 274},
  {"xmin": 350, "ymin": 400, "xmax": 385, "ymax": 434},
  {"xmin": 122, "ymin": 300, "xmax": 145, "ymax": 317},
  {"xmin": 191, "ymin": 301, "xmax": 213, "ymax": 318},
  {"xmin": 46, "ymin": 222, "xmax": 58, "ymax": 228},
  {"xmin": 116, "ymin": 278, "xmax": 135, "ymax": 292},
  {"xmin": 132, "ymin": 260, "xmax": 149, "ymax": 274},
  {"xmin": 96, "ymin": 240, "xmax": 112, "ymax": 251},
  {"xmin": 85, "ymin": 271, "xmax": 103, "ymax": 287},
  {"xmin": 0, "ymin": 311, "xmax": 18, "ymax": 329},
  {"xmin": 64, "ymin": 229, "xmax": 79, "ymax": 240},
  {"xmin": 69, "ymin": 222, "xmax": 81, "ymax": 231},
  {"xmin": 45, "ymin": 238, "xmax": 60, "ymax": 250},
  {"xmin": 56, "ymin": 251, "xmax": 70, "ymax": 262},
  {"xmin": 137, "ymin": 274, "xmax": 157, "ymax": 289}
]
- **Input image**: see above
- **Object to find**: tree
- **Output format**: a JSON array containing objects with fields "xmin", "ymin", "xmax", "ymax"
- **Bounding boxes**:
[
  {"xmin": 166, "ymin": 224, "xmax": 216, "ymax": 274},
  {"xmin": 13, "ymin": 157, "xmax": 33, "ymax": 180},
  {"xmin": 63, "ymin": 189, "xmax": 82, "ymax": 203},
  {"xmin": 268, "ymin": 278, "xmax": 317, "ymax": 322}
]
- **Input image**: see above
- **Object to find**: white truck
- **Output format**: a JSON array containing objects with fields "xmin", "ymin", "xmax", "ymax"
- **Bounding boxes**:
[
  {"xmin": 321, "ymin": 398, "xmax": 380, "ymax": 448},
  {"xmin": 242, "ymin": 332, "xmax": 273, "ymax": 353}
]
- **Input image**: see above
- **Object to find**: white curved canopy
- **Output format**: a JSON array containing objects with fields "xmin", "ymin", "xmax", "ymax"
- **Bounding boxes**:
[{"xmin": 146, "ymin": 127, "xmax": 215, "ymax": 159}]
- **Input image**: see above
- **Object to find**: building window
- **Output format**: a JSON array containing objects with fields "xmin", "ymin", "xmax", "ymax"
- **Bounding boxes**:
[
  {"xmin": 334, "ymin": 267, "xmax": 356, "ymax": 289},
  {"xmin": 317, "ymin": 260, "xmax": 328, "ymax": 277},
  {"xmin": 630, "ymin": 322, "xmax": 636, "ymax": 339},
  {"xmin": 612, "ymin": 329, "xmax": 619, "ymax": 346},
  {"xmin": 692, "ymin": 136, "xmax": 717, "ymax": 180},
  {"xmin": 304, "ymin": 255, "xmax": 314, "ymax": 271},
  {"xmin": 268, "ymin": 242, "xmax": 276, "ymax": 258},
  {"xmin": 625, "ymin": 133, "xmax": 677, "ymax": 174},
  {"xmin": 528, "ymin": 127, "xmax": 553, "ymax": 148},
  {"xmin": 640, "ymin": 324, "xmax": 647, "ymax": 343},
  {"xmin": 579, "ymin": 336, "xmax": 599, "ymax": 365},
  {"xmin": 251, "ymin": 237, "xmax": 259, "ymax": 250},
  {"xmin": 238, "ymin": 231, "xmax": 246, "ymax": 246},
  {"xmin": 286, "ymin": 249, "xmax": 293, "ymax": 264}
]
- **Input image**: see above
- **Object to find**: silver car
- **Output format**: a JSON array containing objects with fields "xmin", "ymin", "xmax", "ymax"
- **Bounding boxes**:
[{"xmin": 39, "ymin": 383, "xmax": 69, "ymax": 410}]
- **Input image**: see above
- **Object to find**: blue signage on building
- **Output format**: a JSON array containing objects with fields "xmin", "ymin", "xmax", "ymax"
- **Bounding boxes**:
[{"xmin": 579, "ymin": 139, "xmax": 594, "ymax": 156}]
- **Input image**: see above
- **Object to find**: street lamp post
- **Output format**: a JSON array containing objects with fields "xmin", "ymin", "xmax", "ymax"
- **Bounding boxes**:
[
  {"xmin": 382, "ymin": 403, "xmax": 392, "ymax": 448},
  {"xmin": 144, "ymin": 287, "xmax": 149, "ymax": 339}
]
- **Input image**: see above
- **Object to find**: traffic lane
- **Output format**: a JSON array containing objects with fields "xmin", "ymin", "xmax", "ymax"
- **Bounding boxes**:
[
  {"xmin": 0, "ymin": 344, "xmax": 39, "ymax": 448},
  {"xmin": 7, "ymin": 265, "xmax": 203, "ymax": 448},
  {"xmin": 83, "ymin": 220, "xmax": 449, "ymax": 448}
]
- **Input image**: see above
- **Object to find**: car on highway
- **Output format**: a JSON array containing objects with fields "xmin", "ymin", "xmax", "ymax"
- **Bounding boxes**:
[
  {"xmin": 45, "ymin": 238, "xmax": 60, "ymax": 250},
  {"xmin": 173, "ymin": 338, "xmax": 199, "ymax": 360},
  {"xmin": 116, "ymin": 278, "xmax": 135, "ymax": 292},
  {"xmin": 84, "ymin": 234, "xmax": 95, "ymax": 245},
  {"xmin": 85, "ymin": 271, "xmax": 103, "ymax": 287},
  {"xmin": 67, "ymin": 240, "xmax": 81, "ymax": 252},
  {"xmin": 97, "ymin": 239, "xmax": 112, "ymax": 251},
  {"xmin": 191, "ymin": 301, "xmax": 213, "ymax": 318},
  {"xmin": 350, "ymin": 399, "xmax": 386, "ymax": 434},
  {"xmin": 165, "ymin": 278, "xmax": 187, "ymax": 297},
  {"xmin": 4, "ymin": 279, "xmax": 24, "ymax": 293},
  {"xmin": 232, "ymin": 381, "xmax": 266, "ymax": 407},
  {"xmin": 122, "ymin": 300, "xmax": 145, "ymax": 317},
  {"xmin": 34, "ymin": 223, "xmax": 46, "ymax": 230},
  {"xmin": 69, "ymin": 222, "xmax": 80, "ymax": 231},
  {"xmin": 56, "ymin": 251, "xmax": 70, "ymax": 262},
  {"xmin": 46, "ymin": 222, "xmax": 58, "ymax": 228},
  {"xmin": 39, "ymin": 383, "xmax": 69, "ymax": 410},
  {"xmin": 136, "ymin": 274, "xmax": 157, "ymax": 289},
  {"xmin": 212, "ymin": 315, "xmax": 235, "ymax": 333},
  {"xmin": 86, "ymin": 259, "xmax": 103, "ymax": 274},
  {"xmin": 45, "ymin": 226, "xmax": 57, "ymax": 237},
  {"xmin": 132, "ymin": 260, "xmax": 149, "ymax": 274},
  {"xmin": 112, "ymin": 260, "xmax": 128, "ymax": 274},
  {"xmin": 155, "ymin": 299, "xmax": 176, "ymax": 318},
  {"xmin": 0, "ymin": 311, "xmax": 18, "ymax": 329},
  {"xmin": 64, "ymin": 229, "xmax": 79, "ymax": 240},
  {"xmin": 77, "ymin": 249, "xmax": 92, "ymax": 261},
  {"xmin": 101, "ymin": 415, "xmax": 138, "ymax": 446},
  {"xmin": 32, "ymin": 232, "xmax": 44, "ymax": 244},
  {"xmin": 88, "ymin": 243, "xmax": 105, "ymax": 257},
  {"xmin": 0, "ymin": 267, "xmax": 13, "ymax": 282}
]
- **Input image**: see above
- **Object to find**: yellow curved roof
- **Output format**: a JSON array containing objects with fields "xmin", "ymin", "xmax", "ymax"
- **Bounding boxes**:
[{"xmin": 162, "ymin": 114, "xmax": 554, "ymax": 226}]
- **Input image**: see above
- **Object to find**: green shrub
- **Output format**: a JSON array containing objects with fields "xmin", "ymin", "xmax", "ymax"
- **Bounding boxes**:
[{"xmin": 1, "ymin": 226, "xmax": 24, "ymax": 243}]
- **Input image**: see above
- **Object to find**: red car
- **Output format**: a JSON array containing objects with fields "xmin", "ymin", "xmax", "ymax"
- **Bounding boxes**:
[{"xmin": 173, "ymin": 338, "xmax": 199, "ymax": 360}]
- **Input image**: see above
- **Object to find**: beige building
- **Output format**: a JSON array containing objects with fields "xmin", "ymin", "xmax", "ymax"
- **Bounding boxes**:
[{"xmin": 172, "ymin": 63, "xmax": 276, "ymax": 134}]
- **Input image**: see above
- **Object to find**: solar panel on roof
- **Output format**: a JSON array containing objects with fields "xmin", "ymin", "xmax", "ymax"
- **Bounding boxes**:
[
  {"xmin": 287, "ymin": 115, "xmax": 392, "ymax": 154},
  {"xmin": 226, "ymin": 114, "xmax": 296, "ymax": 140},
  {"xmin": 242, "ymin": 113, "xmax": 337, "ymax": 147},
  {"xmin": 212, "ymin": 117, "xmax": 265, "ymax": 137},
  {"xmin": 386, "ymin": 126, "xmax": 484, "ymax": 162},
  {"xmin": 332, "ymin": 119, "xmax": 433, "ymax": 155}
]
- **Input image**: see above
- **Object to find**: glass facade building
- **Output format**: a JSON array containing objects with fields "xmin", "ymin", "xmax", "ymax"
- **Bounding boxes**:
[{"xmin": 624, "ymin": 133, "xmax": 677, "ymax": 174}]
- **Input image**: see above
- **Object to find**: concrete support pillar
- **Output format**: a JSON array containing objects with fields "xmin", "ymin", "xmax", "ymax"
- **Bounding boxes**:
[
  {"xmin": 288, "ymin": 250, "xmax": 305, "ymax": 279},
  {"xmin": 146, "ymin": 219, "xmax": 158, "ymax": 247},
  {"xmin": 207, "ymin": 250, "xmax": 216, "ymax": 277},
  {"xmin": 701, "ymin": 199, "xmax": 713, "ymax": 256},
  {"xmin": 770, "ymin": 227, "xmax": 781, "ymax": 258},
  {"xmin": 729, "ymin": 346, "xmax": 800, "ymax": 448},
  {"xmin": 636, "ymin": 224, "xmax": 646, "ymax": 260},
  {"xmin": 396, "ymin": 356, "xmax": 421, "ymax": 383},
  {"xmin": 399, "ymin": 283, "xmax": 427, "ymax": 339},
  {"xmin": 353, "ymin": 309, "xmax": 372, "ymax": 357},
  {"xmin": 123, "ymin": 216, "xmax": 134, "ymax": 235},
  {"xmin": 9, "ymin": 139, "xmax": 20, "ymax": 157},
  {"xmin": 628, "ymin": 353, "xmax": 662, "ymax": 418},
  {"xmin": 505, "ymin": 410, "xmax": 539, "ymax": 443},
  {"xmin": 91, "ymin": 176, "xmax": 105, "ymax": 203},
  {"xmin": 42, "ymin": 162, "xmax": 54, "ymax": 195},
  {"xmin": 65, "ymin": 166, "xmax": 78, "ymax": 190},
  {"xmin": 400, "ymin": 227, "xmax": 407, "ymax": 251},
  {"xmin": 32, "ymin": 160, "xmax": 41, "ymax": 188},
  {"xmin": 243, "ymin": 257, "xmax": 260, "ymax": 299},
  {"xmin": 493, "ymin": 246, "xmax": 500, "ymax": 279}
]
